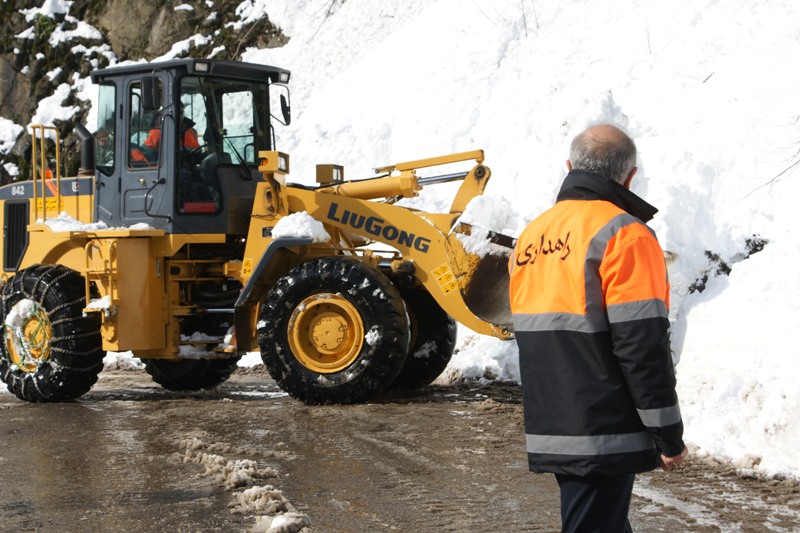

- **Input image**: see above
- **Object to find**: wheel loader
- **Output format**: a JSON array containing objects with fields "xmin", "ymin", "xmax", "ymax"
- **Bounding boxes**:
[{"xmin": 0, "ymin": 59, "xmax": 513, "ymax": 405}]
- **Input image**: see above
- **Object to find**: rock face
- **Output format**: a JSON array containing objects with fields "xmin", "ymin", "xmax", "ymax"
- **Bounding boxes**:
[{"xmin": 0, "ymin": 0, "xmax": 288, "ymax": 183}]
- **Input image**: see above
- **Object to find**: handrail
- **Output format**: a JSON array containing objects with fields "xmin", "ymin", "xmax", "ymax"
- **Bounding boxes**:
[{"xmin": 28, "ymin": 124, "xmax": 62, "ymax": 223}]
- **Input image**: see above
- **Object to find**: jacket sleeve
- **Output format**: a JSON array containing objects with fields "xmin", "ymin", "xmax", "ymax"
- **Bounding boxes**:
[{"xmin": 601, "ymin": 230, "xmax": 685, "ymax": 457}]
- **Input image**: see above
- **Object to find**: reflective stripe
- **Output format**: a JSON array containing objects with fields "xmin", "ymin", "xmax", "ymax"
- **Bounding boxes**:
[
  {"xmin": 513, "ymin": 313, "xmax": 608, "ymax": 333},
  {"xmin": 526, "ymin": 432, "xmax": 656, "ymax": 456},
  {"xmin": 637, "ymin": 404, "xmax": 682, "ymax": 428},
  {"xmin": 584, "ymin": 213, "xmax": 640, "ymax": 321},
  {"xmin": 607, "ymin": 299, "xmax": 668, "ymax": 324}
]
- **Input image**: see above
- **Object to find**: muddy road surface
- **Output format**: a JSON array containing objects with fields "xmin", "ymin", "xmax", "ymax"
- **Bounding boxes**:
[{"xmin": 0, "ymin": 366, "xmax": 798, "ymax": 532}]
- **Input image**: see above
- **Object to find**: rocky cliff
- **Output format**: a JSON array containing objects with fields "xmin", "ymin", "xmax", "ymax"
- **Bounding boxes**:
[{"xmin": 0, "ymin": 0, "xmax": 287, "ymax": 184}]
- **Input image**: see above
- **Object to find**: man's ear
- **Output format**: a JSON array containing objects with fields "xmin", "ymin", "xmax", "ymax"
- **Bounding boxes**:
[
  {"xmin": 623, "ymin": 166, "xmax": 637, "ymax": 189},
  {"xmin": 566, "ymin": 160, "xmax": 573, "ymax": 171}
]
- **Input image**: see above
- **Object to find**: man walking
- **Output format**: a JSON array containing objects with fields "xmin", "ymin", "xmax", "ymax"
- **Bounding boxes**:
[{"xmin": 508, "ymin": 124, "xmax": 687, "ymax": 532}]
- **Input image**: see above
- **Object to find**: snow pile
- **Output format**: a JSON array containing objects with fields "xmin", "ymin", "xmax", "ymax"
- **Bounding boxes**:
[
  {"xmin": 271, "ymin": 211, "xmax": 331, "ymax": 243},
  {"xmin": 454, "ymin": 196, "xmax": 516, "ymax": 257},
  {"xmin": 102, "ymin": 352, "xmax": 144, "ymax": 371},
  {"xmin": 179, "ymin": 437, "xmax": 310, "ymax": 531},
  {"xmin": 236, "ymin": 0, "xmax": 800, "ymax": 478},
  {"xmin": 183, "ymin": 450, "xmax": 277, "ymax": 490},
  {"xmin": 253, "ymin": 511, "xmax": 311, "ymax": 533}
]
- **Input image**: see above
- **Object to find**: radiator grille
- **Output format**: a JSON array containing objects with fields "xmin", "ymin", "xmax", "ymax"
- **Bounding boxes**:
[{"xmin": 4, "ymin": 202, "xmax": 29, "ymax": 271}]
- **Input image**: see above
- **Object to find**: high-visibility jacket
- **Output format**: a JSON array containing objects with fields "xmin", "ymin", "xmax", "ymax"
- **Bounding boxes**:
[
  {"xmin": 509, "ymin": 170, "xmax": 685, "ymax": 476},
  {"xmin": 144, "ymin": 126, "xmax": 200, "ymax": 150}
]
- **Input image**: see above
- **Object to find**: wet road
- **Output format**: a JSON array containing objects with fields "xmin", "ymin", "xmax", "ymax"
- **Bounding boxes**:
[{"xmin": 0, "ymin": 367, "xmax": 797, "ymax": 532}]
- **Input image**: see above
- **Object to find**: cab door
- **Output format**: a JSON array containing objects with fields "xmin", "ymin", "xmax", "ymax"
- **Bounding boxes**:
[{"xmin": 119, "ymin": 75, "xmax": 173, "ymax": 228}]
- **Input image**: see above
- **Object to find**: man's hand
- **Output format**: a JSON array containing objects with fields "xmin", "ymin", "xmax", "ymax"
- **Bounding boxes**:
[{"xmin": 661, "ymin": 447, "xmax": 688, "ymax": 471}]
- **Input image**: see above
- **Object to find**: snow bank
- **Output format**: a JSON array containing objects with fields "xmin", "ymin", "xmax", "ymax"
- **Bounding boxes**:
[{"xmin": 240, "ymin": 0, "xmax": 800, "ymax": 478}]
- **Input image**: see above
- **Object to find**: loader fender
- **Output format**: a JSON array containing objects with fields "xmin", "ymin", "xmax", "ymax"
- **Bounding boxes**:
[{"xmin": 234, "ymin": 237, "xmax": 313, "ymax": 352}]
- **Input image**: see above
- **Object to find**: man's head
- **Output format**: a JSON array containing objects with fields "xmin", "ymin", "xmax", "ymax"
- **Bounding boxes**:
[{"xmin": 567, "ymin": 124, "xmax": 637, "ymax": 188}]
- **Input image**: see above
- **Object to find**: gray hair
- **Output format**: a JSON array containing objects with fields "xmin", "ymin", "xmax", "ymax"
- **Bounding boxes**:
[{"xmin": 569, "ymin": 125, "xmax": 637, "ymax": 184}]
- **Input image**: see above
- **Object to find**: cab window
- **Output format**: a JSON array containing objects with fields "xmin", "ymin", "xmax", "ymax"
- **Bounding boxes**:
[
  {"xmin": 128, "ymin": 82, "xmax": 161, "ymax": 168},
  {"xmin": 95, "ymin": 84, "xmax": 116, "ymax": 176}
]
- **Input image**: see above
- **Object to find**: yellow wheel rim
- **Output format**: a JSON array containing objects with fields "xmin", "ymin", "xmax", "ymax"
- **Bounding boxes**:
[
  {"xmin": 288, "ymin": 293, "xmax": 364, "ymax": 374},
  {"xmin": 4, "ymin": 300, "xmax": 53, "ymax": 373}
]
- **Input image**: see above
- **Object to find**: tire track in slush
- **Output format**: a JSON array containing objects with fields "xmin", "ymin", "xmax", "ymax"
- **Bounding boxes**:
[{"xmin": 269, "ymin": 400, "xmax": 558, "ymax": 532}]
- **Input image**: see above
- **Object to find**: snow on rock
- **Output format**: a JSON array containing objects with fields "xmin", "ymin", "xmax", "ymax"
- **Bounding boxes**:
[
  {"xmin": 20, "ymin": 0, "xmax": 69, "ymax": 21},
  {"xmin": 48, "ymin": 17, "xmax": 104, "ymax": 46},
  {"xmin": 154, "ymin": 34, "xmax": 212, "ymax": 62},
  {"xmin": 271, "ymin": 211, "xmax": 331, "ymax": 243},
  {"xmin": 0, "ymin": 118, "xmax": 24, "ymax": 155},
  {"xmin": 29, "ymin": 83, "xmax": 81, "ymax": 131}
]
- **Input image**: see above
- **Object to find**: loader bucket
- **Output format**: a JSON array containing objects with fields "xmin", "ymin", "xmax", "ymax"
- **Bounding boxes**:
[{"xmin": 448, "ymin": 223, "xmax": 515, "ymax": 328}]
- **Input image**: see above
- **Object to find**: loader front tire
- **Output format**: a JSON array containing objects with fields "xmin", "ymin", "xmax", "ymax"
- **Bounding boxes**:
[
  {"xmin": 143, "ymin": 356, "xmax": 241, "ymax": 391},
  {"xmin": 0, "ymin": 265, "xmax": 105, "ymax": 402},
  {"xmin": 258, "ymin": 256, "xmax": 409, "ymax": 405},
  {"xmin": 391, "ymin": 286, "xmax": 457, "ymax": 389}
]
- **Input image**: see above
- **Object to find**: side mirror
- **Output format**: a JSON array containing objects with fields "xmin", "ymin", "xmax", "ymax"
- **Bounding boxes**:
[
  {"xmin": 280, "ymin": 94, "xmax": 291, "ymax": 125},
  {"xmin": 141, "ymin": 76, "xmax": 161, "ymax": 111},
  {"xmin": 74, "ymin": 123, "xmax": 95, "ymax": 175}
]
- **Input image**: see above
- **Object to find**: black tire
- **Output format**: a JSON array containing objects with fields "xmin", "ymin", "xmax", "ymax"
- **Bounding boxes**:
[
  {"xmin": 391, "ymin": 286, "xmax": 457, "ymax": 389},
  {"xmin": 258, "ymin": 256, "xmax": 409, "ymax": 405},
  {"xmin": 143, "ymin": 356, "xmax": 241, "ymax": 391},
  {"xmin": 0, "ymin": 264, "xmax": 105, "ymax": 402}
]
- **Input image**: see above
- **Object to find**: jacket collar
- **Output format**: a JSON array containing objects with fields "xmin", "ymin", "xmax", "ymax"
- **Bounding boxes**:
[{"xmin": 556, "ymin": 169, "xmax": 658, "ymax": 223}]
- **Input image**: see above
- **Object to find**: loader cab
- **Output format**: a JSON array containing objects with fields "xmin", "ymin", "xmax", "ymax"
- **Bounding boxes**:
[{"xmin": 90, "ymin": 59, "xmax": 291, "ymax": 235}]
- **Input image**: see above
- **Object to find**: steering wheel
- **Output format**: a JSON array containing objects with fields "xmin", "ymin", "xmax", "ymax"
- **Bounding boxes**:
[{"xmin": 181, "ymin": 144, "xmax": 208, "ymax": 166}]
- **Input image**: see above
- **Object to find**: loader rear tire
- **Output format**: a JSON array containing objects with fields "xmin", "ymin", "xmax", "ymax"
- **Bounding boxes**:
[
  {"xmin": 0, "ymin": 264, "xmax": 105, "ymax": 402},
  {"xmin": 391, "ymin": 286, "xmax": 457, "ymax": 389},
  {"xmin": 143, "ymin": 356, "xmax": 241, "ymax": 391},
  {"xmin": 258, "ymin": 256, "xmax": 409, "ymax": 405}
]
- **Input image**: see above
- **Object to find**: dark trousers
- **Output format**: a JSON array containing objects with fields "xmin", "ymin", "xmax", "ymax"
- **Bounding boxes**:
[{"xmin": 555, "ymin": 472, "xmax": 635, "ymax": 533}]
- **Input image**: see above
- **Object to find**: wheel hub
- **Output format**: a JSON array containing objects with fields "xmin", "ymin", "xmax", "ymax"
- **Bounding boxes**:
[
  {"xmin": 3, "ymin": 299, "xmax": 52, "ymax": 373},
  {"xmin": 288, "ymin": 293, "xmax": 364, "ymax": 373},
  {"xmin": 309, "ymin": 313, "xmax": 350, "ymax": 353}
]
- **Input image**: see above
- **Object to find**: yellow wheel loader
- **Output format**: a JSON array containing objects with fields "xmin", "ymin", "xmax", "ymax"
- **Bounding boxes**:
[{"xmin": 0, "ymin": 59, "xmax": 513, "ymax": 404}]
